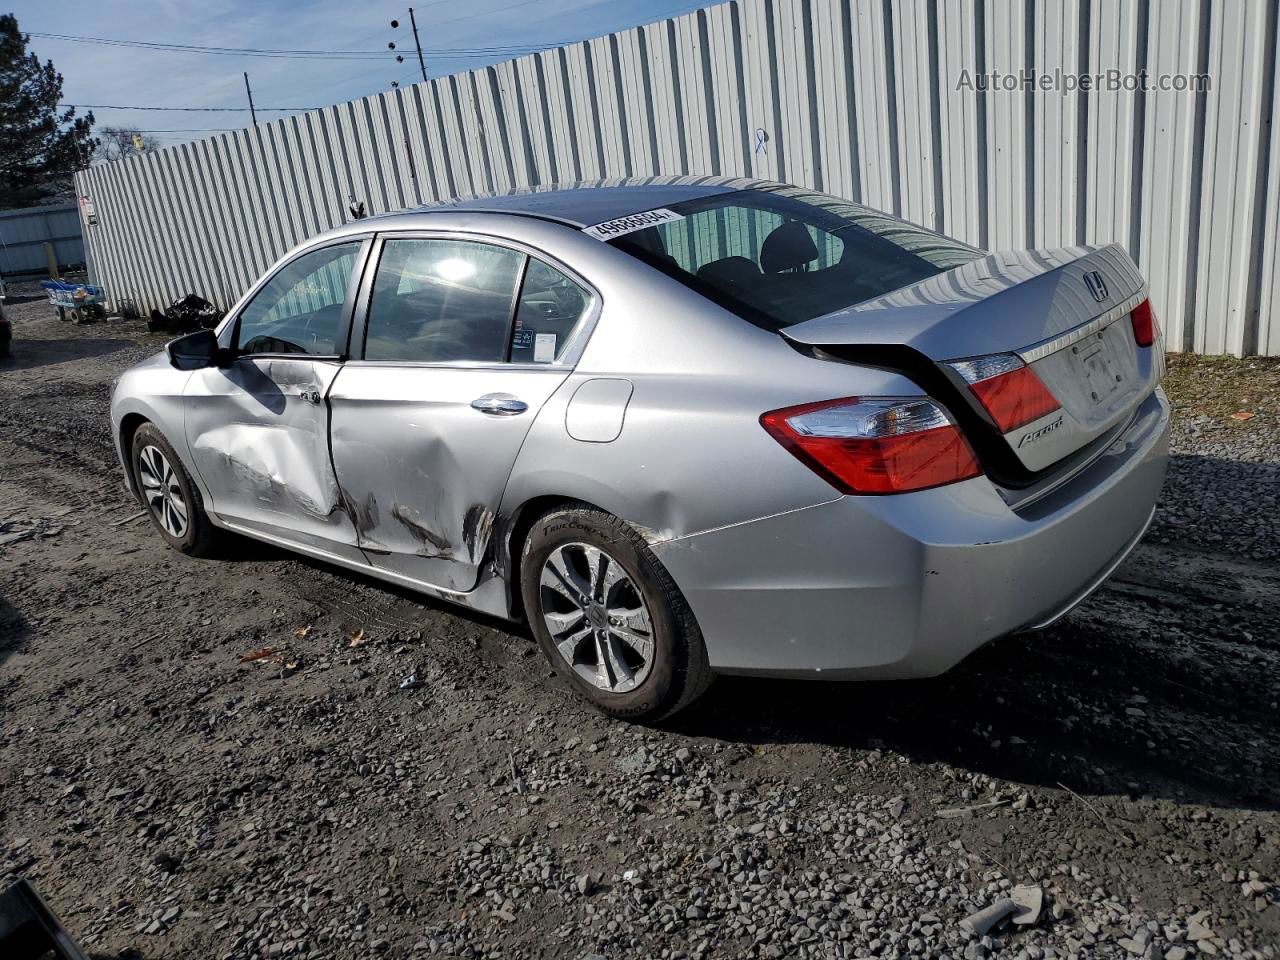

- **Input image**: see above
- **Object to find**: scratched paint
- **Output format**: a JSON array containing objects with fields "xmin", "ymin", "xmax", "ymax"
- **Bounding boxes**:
[
  {"xmin": 390, "ymin": 503, "xmax": 454, "ymax": 558},
  {"xmin": 461, "ymin": 504, "xmax": 496, "ymax": 566}
]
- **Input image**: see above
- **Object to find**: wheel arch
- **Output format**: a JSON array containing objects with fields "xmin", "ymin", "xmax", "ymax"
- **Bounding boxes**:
[
  {"xmin": 118, "ymin": 412, "xmax": 151, "ymax": 501},
  {"xmin": 498, "ymin": 494, "xmax": 619, "ymax": 621},
  {"xmin": 118, "ymin": 412, "xmax": 210, "ymax": 512}
]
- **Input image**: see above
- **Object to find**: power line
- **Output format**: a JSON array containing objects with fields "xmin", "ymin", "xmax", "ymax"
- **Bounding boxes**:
[
  {"xmin": 28, "ymin": 29, "xmax": 561, "ymax": 59},
  {"xmin": 419, "ymin": 0, "xmax": 548, "ymax": 30},
  {"xmin": 339, "ymin": 0, "xmax": 721, "ymax": 97},
  {"xmin": 62, "ymin": 103, "xmax": 321, "ymax": 112},
  {"xmin": 29, "ymin": 31, "xmax": 399, "ymax": 60}
]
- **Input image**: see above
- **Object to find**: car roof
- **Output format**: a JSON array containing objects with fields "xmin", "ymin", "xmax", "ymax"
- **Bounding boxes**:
[{"xmin": 370, "ymin": 176, "xmax": 771, "ymax": 228}]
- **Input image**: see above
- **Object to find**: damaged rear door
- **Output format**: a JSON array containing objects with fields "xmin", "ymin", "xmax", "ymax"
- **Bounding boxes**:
[
  {"xmin": 185, "ymin": 238, "xmax": 369, "ymax": 561},
  {"xmin": 328, "ymin": 235, "xmax": 596, "ymax": 592}
]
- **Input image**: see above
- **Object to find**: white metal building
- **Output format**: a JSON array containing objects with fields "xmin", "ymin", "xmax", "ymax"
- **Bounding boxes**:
[{"xmin": 74, "ymin": 0, "xmax": 1280, "ymax": 355}]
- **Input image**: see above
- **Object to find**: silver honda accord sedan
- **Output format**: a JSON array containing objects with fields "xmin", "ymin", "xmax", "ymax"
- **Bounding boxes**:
[{"xmin": 110, "ymin": 177, "xmax": 1169, "ymax": 721}]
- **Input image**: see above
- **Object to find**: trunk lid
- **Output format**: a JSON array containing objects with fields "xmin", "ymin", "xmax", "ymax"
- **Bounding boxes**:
[{"xmin": 781, "ymin": 244, "xmax": 1163, "ymax": 478}]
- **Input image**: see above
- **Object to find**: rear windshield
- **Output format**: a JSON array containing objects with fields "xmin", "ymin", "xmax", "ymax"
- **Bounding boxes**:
[{"xmin": 606, "ymin": 185, "xmax": 982, "ymax": 331}]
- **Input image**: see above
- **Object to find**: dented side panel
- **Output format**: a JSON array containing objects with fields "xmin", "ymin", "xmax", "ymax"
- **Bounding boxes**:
[
  {"xmin": 184, "ymin": 357, "xmax": 364, "ymax": 560},
  {"xmin": 328, "ymin": 363, "xmax": 570, "ymax": 592}
]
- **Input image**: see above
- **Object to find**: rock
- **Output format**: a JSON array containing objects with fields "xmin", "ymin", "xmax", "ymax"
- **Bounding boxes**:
[
  {"xmin": 1010, "ymin": 885, "xmax": 1043, "ymax": 925},
  {"xmin": 1188, "ymin": 922, "xmax": 1215, "ymax": 941},
  {"xmin": 959, "ymin": 899, "xmax": 1018, "ymax": 936}
]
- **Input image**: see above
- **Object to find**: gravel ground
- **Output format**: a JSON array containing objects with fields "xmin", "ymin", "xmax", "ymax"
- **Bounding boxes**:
[{"xmin": 0, "ymin": 301, "xmax": 1277, "ymax": 960}]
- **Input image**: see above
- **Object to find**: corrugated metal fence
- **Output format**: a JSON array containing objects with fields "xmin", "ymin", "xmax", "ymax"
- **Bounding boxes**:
[
  {"xmin": 0, "ymin": 203, "xmax": 86, "ymax": 277},
  {"xmin": 74, "ymin": 0, "xmax": 1280, "ymax": 355}
]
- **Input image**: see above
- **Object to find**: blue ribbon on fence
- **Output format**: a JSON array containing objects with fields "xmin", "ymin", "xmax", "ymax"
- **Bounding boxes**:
[{"xmin": 754, "ymin": 128, "xmax": 769, "ymax": 155}]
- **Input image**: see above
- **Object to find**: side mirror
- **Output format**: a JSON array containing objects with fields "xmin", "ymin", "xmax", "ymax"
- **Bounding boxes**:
[{"xmin": 166, "ymin": 329, "xmax": 226, "ymax": 370}]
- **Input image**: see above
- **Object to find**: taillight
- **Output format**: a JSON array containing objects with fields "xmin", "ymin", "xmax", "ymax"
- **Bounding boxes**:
[
  {"xmin": 760, "ymin": 397, "xmax": 982, "ymax": 494},
  {"xmin": 949, "ymin": 353, "xmax": 1060, "ymax": 433},
  {"xmin": 1130, "ymin": 298, "xmax": 1159, "ymax": 347}
]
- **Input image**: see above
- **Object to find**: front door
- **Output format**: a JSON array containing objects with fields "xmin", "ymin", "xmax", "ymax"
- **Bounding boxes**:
[
  {"xmin": 185, "ymin": 238, "xmax": 368, "ymax": 560},
  {"xmin": 329, "ymin": 236, "xmax": 597, "ymax": 591}
]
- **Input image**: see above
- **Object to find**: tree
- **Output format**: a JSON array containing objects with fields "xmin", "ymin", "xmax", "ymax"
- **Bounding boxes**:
[
  {"xmin": 0, "ymin": 13, "xmax": 96, "ymax": 207},
  {"xmin": 96, "ymin": 126, "xmax": 161, "ymax": 163}
]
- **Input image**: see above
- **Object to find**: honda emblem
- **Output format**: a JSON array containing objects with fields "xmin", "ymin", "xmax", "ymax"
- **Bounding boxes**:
[{"xmin": 1084, "ymin": 270, "xmax": 1109, "ymax": 303}]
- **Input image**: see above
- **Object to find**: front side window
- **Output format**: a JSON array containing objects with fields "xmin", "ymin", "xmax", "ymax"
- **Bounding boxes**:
[
  {"xmin": 607, "ymin": 186, "xmax": 982, "ymax": 331},
  {"xmin": 365, "ymin": 238, "xmax": 524, "ymax": 363},
  {"xmin": 235, "ymin": 242, "xmax": 360, "ymax": 355}
]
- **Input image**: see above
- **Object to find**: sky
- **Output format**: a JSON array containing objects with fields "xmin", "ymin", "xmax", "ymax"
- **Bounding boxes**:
[{"xmin": 9, "ymin": 0, "xmax": 717, "ymax": 150}]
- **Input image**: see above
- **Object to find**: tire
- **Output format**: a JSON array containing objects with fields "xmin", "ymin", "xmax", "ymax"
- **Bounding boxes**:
[
  {"xmin": 521, "ymin": 504, "xmax": 713, "ymax": 722},
  {"xmin": 57, "ymin": 307, "xmax": 67, "ymax": 322},
  {"xmin": 130, "ymin": 423, "xmax": 219, "ymax": 557}
]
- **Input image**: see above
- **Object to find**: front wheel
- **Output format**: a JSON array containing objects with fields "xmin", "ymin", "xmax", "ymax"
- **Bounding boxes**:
[
  {"xmin": 521, "ymin": 505, "xmax": 713, "ymax": 722},
  {"xmin": 131, "ymin": 423, "xmax": 219, "ymax": 556}
]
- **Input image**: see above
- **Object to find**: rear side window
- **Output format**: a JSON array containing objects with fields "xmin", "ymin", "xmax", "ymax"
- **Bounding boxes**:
[
  {"xmin": 509, "ymin": 259, "xmax": 592, "ymax": 363},
  {"xmin": 607, "ymin": 186, "xmax": 981, "ymax": 331},
  {"xmin": 365, "ymin": 238, "xmax": 524, "ymax": 363}
]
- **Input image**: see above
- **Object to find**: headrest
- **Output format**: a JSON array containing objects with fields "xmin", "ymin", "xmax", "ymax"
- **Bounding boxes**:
[
  {"xmin": 760, "ymin": 221, "xmax": 820, "ymax": 273},
  {"xmin": 696, "ymin": 256, "xmax": 763, "ymax": 287}
]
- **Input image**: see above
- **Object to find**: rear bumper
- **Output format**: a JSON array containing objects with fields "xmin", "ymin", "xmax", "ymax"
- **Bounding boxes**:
[{"xmin": 652, "ymin": 388, "xmax": 1170, "ymax": 679}]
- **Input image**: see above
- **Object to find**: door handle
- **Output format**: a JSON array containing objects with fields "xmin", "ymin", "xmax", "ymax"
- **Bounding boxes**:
[{"xmin": 471, "ymin": 395, "xmax": 528, "ymax": 416}]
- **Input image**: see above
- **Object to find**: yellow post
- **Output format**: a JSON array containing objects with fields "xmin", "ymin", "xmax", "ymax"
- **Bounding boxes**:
[{"xmin": 44, "ymin": 242, "xmax": 59, "ymax": 279}]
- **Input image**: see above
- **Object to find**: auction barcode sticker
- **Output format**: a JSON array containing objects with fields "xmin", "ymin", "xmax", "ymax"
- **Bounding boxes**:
[{"xmin": 582, "ymin": 208, "xmax": 685, "ymax": 240}]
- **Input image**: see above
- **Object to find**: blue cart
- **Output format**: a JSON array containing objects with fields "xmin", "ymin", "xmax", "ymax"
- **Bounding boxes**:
[{"xmin": 42, "ymin": 280, "xmax": 107, "ymax": 324}]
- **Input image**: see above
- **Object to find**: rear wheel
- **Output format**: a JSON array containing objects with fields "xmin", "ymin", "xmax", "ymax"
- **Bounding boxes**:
[
  {"xmin": 521, "ymin": 504, "xmax": 713, "ymax": 722},
  {"xmin": 131, "ymin": 423, "xmax": 218, "ymax": 556}
]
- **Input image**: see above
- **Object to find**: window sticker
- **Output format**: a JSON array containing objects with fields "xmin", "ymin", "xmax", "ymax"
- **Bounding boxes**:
[
  {"xmin": 533, "ymin": 333, "xmax": 557, "ymax": 363},
  {"xmin": 511, "ymin": 329, "xmax": 534, "ymax": 350},
  {"xmin": 582, "ymin": 208, "xmax": 685, "ymax": 240}
]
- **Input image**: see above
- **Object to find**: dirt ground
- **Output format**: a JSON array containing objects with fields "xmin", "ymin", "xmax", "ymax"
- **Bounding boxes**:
[{"xmin": 1, "ymin": 297, "xmax": 1278, "ymax": 960}]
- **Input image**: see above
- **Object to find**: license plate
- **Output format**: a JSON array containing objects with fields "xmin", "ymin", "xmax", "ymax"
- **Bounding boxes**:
[{"xmin": 1077, "ymin": 338, "xmax": 1119, "ymax": 405}]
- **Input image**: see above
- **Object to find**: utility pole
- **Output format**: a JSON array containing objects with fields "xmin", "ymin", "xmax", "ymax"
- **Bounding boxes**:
[
  {"xmin": 408, "ymin": 7, "xmax": 428, "ymax": 83},
  {"xmin": 243, "ymin": 72, "xmax": 258, "ymax": 126}
]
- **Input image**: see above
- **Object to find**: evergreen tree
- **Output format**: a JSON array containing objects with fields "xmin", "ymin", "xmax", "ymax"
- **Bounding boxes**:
[{"xmin": 0, "ymin": 13, "xmax": 96, "ymax": 207}]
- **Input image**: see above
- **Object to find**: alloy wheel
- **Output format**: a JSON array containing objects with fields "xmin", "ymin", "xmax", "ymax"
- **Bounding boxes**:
[
  {"xmin": 137, "ymin": 445, "xmax": 189, "ymax": 539},
  {"xmin": 539, "ymin": 541, "xmax": 655, "ymax": 693}
]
